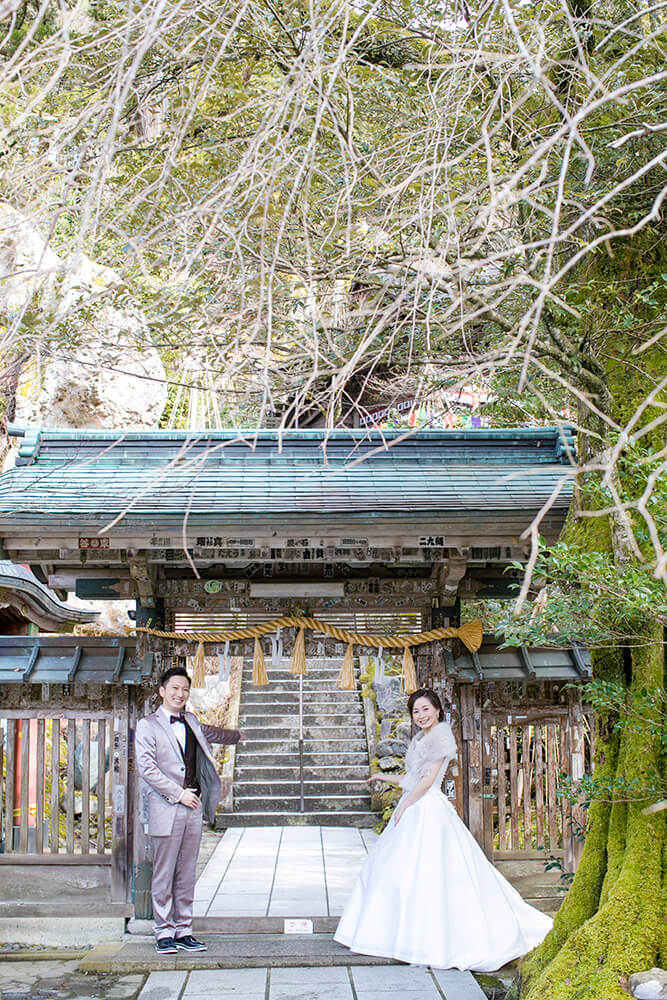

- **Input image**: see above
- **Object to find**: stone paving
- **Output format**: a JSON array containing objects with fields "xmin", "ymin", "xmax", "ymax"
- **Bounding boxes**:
[
  {"xmin": 136, "ymin": 965, "xmax": 487, "ymax": 1000},
  {"xmin": 0, "ymin": 958, "xmax": 508, "ymax": 1000},
  {"xmin": 195, "ymin": 825, "xmax": 377, "ymax": 917}
]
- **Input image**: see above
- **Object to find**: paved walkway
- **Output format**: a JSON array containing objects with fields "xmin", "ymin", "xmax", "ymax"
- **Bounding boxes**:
[
  {"xmin": 195, "ymin": 826, "xmax": 378, "ymax": 918},
  {"xmin": 137, "ymin": 965, "xmax": 486, "ymax": 1000}
]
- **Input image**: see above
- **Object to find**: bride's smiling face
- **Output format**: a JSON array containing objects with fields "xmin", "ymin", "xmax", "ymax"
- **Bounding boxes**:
[{"xmin": 411, "ymin": 696, "xmax": 439, "ymax": 731}]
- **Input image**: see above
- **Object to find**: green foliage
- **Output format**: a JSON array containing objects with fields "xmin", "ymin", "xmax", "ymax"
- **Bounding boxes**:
[{"xmin": 494, "ymin": 541, "xmax": 667, "ymax": 648}]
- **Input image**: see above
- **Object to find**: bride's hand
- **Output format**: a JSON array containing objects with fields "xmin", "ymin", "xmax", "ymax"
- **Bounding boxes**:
[
  {"xmin": 393, "ymin": 804, "xmax": 407, "ymax": 825},
  {"xmin": 366, "ymin": 775, "xmax": 385, "ymax": 787}
]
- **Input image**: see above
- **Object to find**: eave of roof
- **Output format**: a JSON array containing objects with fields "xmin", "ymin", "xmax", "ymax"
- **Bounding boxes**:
[
  {"xmin": 449, "ymin": 638, "xmax": 591, "ymax": 682},
  {"xmin": 0, "ymin": 561, "xmax": 100, "ymax": 626},
  {"xmin": 0, "ymin": 635, "xmax": 589, "ymax": 686}
]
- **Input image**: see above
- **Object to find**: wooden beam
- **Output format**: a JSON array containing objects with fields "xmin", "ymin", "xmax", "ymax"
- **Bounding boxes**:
[
  {"xmin": 128, "ymin": 552, "xmax": 155, "ymax": 608},
  {"xmin": 68, "ymin": 646, "xmax": 82, "ymax": 683},
  {"xmin": 460, "ymin": 684, "xmax": 484, "ymax": 850},
  {"xmin": 519, "ymin": 646, "xmax": 537, "ymax": 679},
  {"xmin": 0, "ymin": 854, "xmax": 112, "ymax": 865},
  {"xmin": 111, "ymin": 646, "xmax": 126, "ymax": 684},
  {"xmin": 22, "ymin": 646, "xmax": 40, "ymax": 681}
]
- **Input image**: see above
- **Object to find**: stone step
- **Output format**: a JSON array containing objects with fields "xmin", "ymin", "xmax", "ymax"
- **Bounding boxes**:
[
  {"xmin": 242, "ymin": 682, "xmax": 360, "ymax": 694},
  {"xmin": 235, "ymin": 765, "xmax": 370, "ymax": 781},
  {"xmin": 84, "ymin": 933, "xmax": 395, "ymax": 971},
  {"xmin": 217, "ymin": 811, "xmax": 378, "ymax": 829},
  {"xmin": 234, "ymin": 794, "xmax": 372, "ymax": 812},
  {"xmin": 235, "ymin": 751, "xmax": 370, "ymax": 766},
  {"xmin": 242, "ymin": 692, "xmax": 361, "ymax": 704},
  {"xmin": 237, "ymin": 780, "xmax": 371, "ymax": 796},
  {"xmin": 240, "ymin": 710, "xmax": 363, "ymax": 723},
  {"xmin": 239, "ymin": 715, "xmax": 366, "ymax": 737},
  {"xmin": 237, "ymin": 738, "xmax": 369, "ymax": 754},
  {"xmin": 239, "ymin": 726, "xmax": 366, "ymax": 740}
]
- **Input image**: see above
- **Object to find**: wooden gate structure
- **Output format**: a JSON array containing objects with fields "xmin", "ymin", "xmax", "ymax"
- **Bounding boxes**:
[
  {"xmin": 420, "ymin": 638, "xmax": 591, "ymax": 871},
  {"xmin": 0, "ymin": 423, "xmax": 591, "ymax": 926},
  {"xmin": 0, "ymin": 637, "xmax": 151, "ymax": 921}
]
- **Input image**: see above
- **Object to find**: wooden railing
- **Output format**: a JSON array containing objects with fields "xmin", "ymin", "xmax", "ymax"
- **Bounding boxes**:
[{"xmin": 1, "ymin": 711, "xmax": 112, "ymax": 858}]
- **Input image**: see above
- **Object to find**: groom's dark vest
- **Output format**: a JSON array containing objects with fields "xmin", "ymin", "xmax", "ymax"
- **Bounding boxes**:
[{"xmin": 182, "ymin": 722, "xmax": 200, "ymax": 794}]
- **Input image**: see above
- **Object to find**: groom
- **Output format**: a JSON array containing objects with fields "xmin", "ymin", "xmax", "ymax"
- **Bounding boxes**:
[{"xmin": 136, "ymin": 665, "xmax": 243, "ymax": 954}]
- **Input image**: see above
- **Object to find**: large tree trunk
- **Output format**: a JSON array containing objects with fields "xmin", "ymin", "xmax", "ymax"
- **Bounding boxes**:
[
  {"xmin": 515, "ymin": 238, "xmax": 667, "ymax": 994},
  {"xmin": 519, "ymin": 631, "xmax": 665, "ymax": 999}
]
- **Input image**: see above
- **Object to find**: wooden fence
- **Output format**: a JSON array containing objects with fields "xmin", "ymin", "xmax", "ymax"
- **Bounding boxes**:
[
  {"xmin": 1, "ymin": 713, "xmax": 111, "ymax": 857},
  {"xmin": 0, "ymin": 708, "xmax": 132, "ymax": 906},
  {"xmin": 483, "ymin": 714, "xmax": 568, "ymax": 855}
]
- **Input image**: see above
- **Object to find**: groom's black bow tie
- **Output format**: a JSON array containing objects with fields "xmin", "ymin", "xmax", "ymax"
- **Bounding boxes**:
[{"xmin": 170, "ymin": 714, "xmax": 185, "ymax": 724}]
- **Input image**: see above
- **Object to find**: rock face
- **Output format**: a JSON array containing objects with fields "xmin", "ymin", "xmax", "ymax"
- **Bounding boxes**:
[
  {"xmin": 395, "ymin": 720, "xmax": 413, "ymax": 742},
  {"xmin": 376, "ymin": 738, "xmax": 408, "ymax": 758},
  {"xmin": 374, "ymin": 677, "xmax": 404, "ymax": 715},
  {"xmin": 630, "ymin": 970, "xmax": 667, "ymax": 999},
  {"xmin": 1, "ymin": 204, "xmax": 167, "ymax": 429},
  {"xmin": 378, "ymin": 756, "xmax": 403, "ymax": 771}
]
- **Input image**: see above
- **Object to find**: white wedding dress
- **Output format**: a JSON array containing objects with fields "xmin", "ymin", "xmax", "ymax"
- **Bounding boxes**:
[{"xmin": 335, "ymin": 722, "xmax": 553, "ymax": 971}]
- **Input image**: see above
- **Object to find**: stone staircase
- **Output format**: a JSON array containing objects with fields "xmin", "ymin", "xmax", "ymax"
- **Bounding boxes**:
[{"xmin": 217, "ymin": 658, "xmax": 378, "ymax": 827}]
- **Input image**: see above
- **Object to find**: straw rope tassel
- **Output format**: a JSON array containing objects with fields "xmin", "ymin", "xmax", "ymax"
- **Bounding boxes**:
[
  {"xmin": 402, "ymin": 644, "xmax": 418, "ymax": 694},
  {"xmin": 191, "ymin": 641, "xmax": 206, "ymax": 688},
  {"xmin": 290, "ymin": 628, "xmax": 307, "ymax": 676},
  {"xmin": 337, "ymin": 642, "xmax": 356, "ymax": 691},
  {"xmin": 252, "ymin": 637, "xmax": 269, "ymax": 686}
]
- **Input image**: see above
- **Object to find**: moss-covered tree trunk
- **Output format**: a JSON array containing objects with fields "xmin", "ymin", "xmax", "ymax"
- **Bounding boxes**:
[
  {"xmin": 517, "ymin": 246, "xmax": 667, "ymax": 996},
  {"xmin": 521, "ymin": 632, "xmax": 665, "ymax": 999}
]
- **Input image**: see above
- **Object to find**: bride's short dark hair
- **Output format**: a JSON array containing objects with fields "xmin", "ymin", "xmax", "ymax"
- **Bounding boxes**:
[{"xmin": 407, "ymin": 688, "xmax": 444, "ymax": 722}]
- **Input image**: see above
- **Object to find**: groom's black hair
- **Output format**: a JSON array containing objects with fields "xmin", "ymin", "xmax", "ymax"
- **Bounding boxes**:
[
  {"xmin": 159, "ymin": 665, "xmax": 192, "ymax": 687},
  {"xmin": 407, "ymin": 688, "xmax": 445, "ymax": 722}
]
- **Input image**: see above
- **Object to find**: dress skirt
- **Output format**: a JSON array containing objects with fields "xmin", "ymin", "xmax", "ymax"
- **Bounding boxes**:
[{"xmin": 334, "ymin": 786, "xmax": 553, "ymax": 971}]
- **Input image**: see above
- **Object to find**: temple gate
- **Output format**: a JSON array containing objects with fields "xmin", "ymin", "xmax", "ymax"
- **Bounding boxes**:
[{"xmin": 0, "ymin": 424, "xmax": 588, "ymax": 923}]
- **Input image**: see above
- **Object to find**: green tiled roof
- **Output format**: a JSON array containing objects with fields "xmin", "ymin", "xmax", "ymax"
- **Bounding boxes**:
[
  {"xmin": 0, "ymin": 636, "xmax": 149, "ymax": 685},
  {"xmin": 0, "ymin": 425, "xmax": 575, "ymax": 530}
]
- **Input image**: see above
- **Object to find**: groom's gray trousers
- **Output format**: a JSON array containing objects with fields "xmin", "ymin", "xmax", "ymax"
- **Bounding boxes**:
[{"xmin": 150, "ymin": 801, "xmax": 203, "ymax": 940}]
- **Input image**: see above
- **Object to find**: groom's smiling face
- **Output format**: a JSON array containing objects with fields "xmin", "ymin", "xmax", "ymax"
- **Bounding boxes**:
[{"xmin": 160, "ymin": 675, "xmax": 191, "ymax": 714}]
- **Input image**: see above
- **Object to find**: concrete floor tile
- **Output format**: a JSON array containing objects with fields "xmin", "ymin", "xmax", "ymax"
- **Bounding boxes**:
[
  {"xmin": 138, "ymin": 970, "xmax": 188, "ymax": 1000},
  {"xmin": 186, "ymin": 968, "xmax": 267, "ymax": 993},
  {"xmin": 272, "ymin": 881, "xmax": 325, "ymax": 893},
  {"xmin": 351, "ymin": 966, "xmax": 436, "ymax": 991},
  {"xmin": 354, "ymin": 992, "xmax": 438, "ymax": 1000},
  {"xmin": 186, "ymin": 994, "xmax": 265, "ymax": 1000},
  {"xmin": 431, "ymin": 969, "xmax": 486, "ymax": 999},
  {"xmin": 207, "ymin": 900, "xmax": 269, "ymax": 916},
  {"xmin": 270, "ymin": 985, "xmax": 352, "ymax": 1000},
  {"xmin": 270, "ymin": 967, "xmax": 350, "ymax": 986},
  {"xmin": 268, "ymin": 900, "xmax": 327, "ymax": 913},
  {"xmin": 216, "ymin": 877, "xmax": 274, "ymax": 889}
]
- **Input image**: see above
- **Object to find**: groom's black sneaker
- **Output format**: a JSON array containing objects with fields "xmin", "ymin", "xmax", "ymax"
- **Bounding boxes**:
[
  {"xmin": 174, "ymin": 935, "xmax": 208, "ymax": 952},
  {"xmin": 155, "ymin": 937, "xmax": 178, "ymax": 954}
]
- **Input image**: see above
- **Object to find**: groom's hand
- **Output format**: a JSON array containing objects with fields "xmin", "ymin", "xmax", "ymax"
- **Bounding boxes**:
[{"xmin": 180, "ymin": 788, "xmax": 200, "ymax": 809}]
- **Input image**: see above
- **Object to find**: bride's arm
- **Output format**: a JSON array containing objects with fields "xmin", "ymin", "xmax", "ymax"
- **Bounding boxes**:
[
  {"xmin": 393, "ymin": 756, "xmax": 450, "ymax": 825},
  {"xmin": 366, "ymin": 774, "xmax": 403, "ymax": 788}
]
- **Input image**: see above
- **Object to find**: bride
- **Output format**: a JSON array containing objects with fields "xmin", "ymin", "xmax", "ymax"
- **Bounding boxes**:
[{"xmin": 334, "ymin": 688, "xmax": 553, "ymax": 971}]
